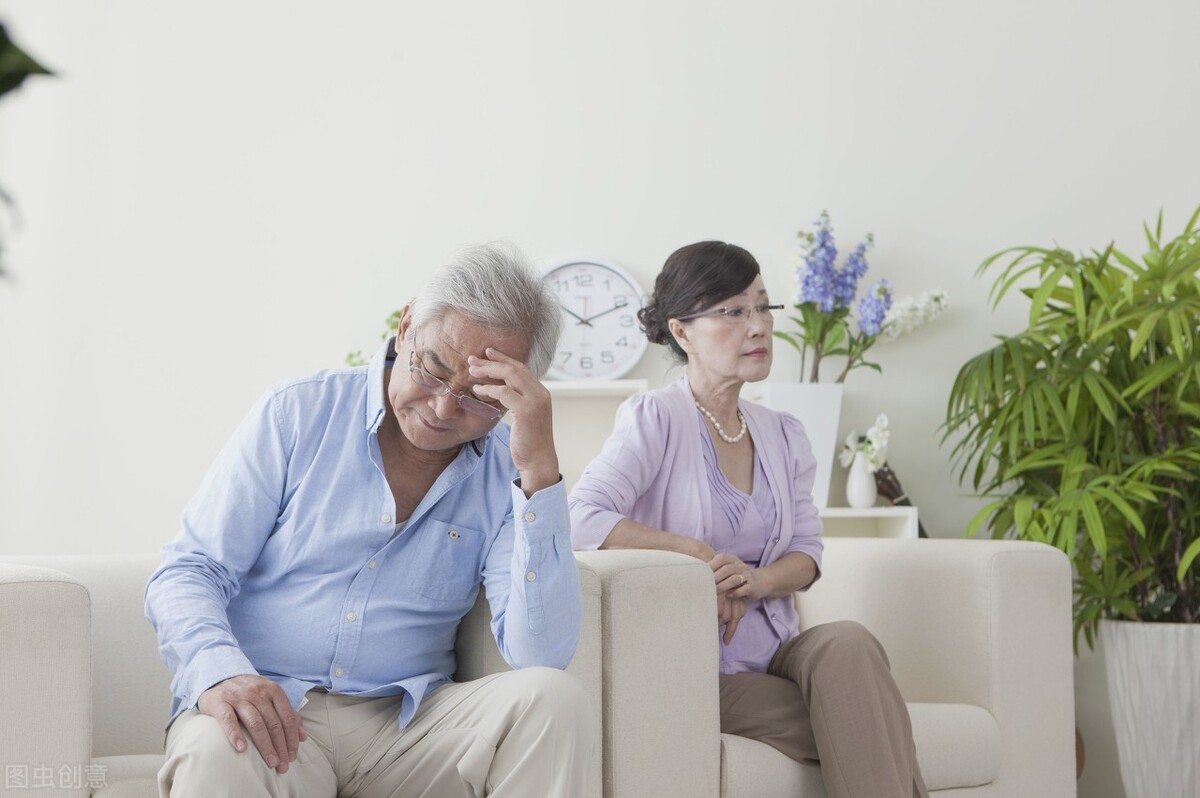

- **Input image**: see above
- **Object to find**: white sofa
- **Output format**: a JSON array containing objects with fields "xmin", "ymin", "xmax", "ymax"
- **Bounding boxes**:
[{"xmin": 0, "ymin": 539, "xmax": 1076, "ymax": 798}]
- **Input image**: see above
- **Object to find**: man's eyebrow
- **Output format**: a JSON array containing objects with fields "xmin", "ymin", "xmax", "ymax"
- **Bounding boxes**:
[{"xmin": 421, "ymin": 348, "xmax": 452, "ymax": 373}]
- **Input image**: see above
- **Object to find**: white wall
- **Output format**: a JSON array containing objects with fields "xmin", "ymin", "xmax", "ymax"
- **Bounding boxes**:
[{"xmin": 2, "ymin": 2, "xmax": 1197, "ymax": 794}]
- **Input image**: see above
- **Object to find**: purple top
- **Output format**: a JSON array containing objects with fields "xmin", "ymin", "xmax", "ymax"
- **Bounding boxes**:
[
  {"xmin": 570, "ymin": 375, "xmax": 824, "ymax": 673},
  {"xmin": 699, "ymin": 411, "xmax": 788, "ymax": 673}
]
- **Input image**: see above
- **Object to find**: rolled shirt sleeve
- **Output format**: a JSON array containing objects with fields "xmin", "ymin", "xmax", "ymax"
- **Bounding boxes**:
[{"xmin": 144, "ymin": 389, "xmax": 287, "ymax": 712}]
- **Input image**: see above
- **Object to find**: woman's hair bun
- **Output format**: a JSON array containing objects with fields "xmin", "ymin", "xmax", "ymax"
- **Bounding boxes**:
[{"xmin": 637, "ymin": 302, "xmax": 667, "ymax": 344}]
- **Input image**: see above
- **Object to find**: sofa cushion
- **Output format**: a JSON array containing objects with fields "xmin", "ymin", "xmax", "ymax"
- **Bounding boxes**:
[
  {"xmin": 720, "ymin": 702, "xmax": 1001, "ymax": 796},
  {"xmin": 721, "ymin": 732, "xmax": 824, "ymax": 798},
  {"xmin": 910, "ymin": 703, "xmax": 1001, "ymax": 790},
  {"xmin": 92, "ymin": 754, "xmax": 163, "ymax": 798},
  {"xmin": 4, "ymin": 554, "xmax": 170, "ymax": 757}
]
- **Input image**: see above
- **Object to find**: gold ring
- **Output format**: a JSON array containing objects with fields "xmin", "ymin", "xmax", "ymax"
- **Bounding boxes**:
[{"xmin": 740, "ymin": 574, "xmax": 747, "ymax": 587}]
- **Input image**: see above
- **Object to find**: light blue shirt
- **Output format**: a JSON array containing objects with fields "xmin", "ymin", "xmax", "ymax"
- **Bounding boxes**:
[{"xmin": 145, "ymin": 340, "xmax": 583, "ymax": 727}]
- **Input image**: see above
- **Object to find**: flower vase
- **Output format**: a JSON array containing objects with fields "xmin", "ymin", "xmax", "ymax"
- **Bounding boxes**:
[
  {"xmin": 743, "ymin": 382, "xmax": 843, "ymax": 508},
  {"xmin": 845, "ymin": 451, "xmax": 877, "ymax": 509}
]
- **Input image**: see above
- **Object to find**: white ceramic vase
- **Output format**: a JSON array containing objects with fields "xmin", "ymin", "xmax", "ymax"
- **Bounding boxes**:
[
  {"xmin": 844, "ymin": 451, "xmax": 877, "ymax": 509},
  {"xmin": 742, "ymin": 382, "xmax": 843, "ymax": 508},
  {"xmin": 1102, "ymin": 619, "xmax": 1200, "ymax": 797}
]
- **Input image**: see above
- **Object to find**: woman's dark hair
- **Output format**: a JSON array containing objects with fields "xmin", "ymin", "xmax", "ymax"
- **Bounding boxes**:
[{"xmin": 637, "ymin": 241, "xmax": 761, "ymax": 361}]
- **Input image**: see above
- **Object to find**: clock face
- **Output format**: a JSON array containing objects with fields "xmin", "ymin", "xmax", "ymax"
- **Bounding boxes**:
[{"xmin": 544, "ymin": 259, "xmax": 649, "ymax": 380}]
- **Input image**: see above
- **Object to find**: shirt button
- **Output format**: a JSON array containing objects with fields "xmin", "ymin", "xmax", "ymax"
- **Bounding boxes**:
[
  {"xmin": 524, "ymin": 512, "xmax": 536, "ymax": 522},
  {"xmin": 346, "ymin": 611, "xmax": 357, "ymax": 622},
  {"xmin": 368, "ymin": 560, "xmax": 377, "ymax": 569},
  {"xmin": 334, "ymin": 667, "xmax": 345, "ymax": 678},
  {"xmin": 526, "ymin": 571, "xmax": 537, "ymax": 582},
  {"xmin": 381, "ymin": 514, "xmax": 392, "ymax": 524},
  {"xmin": 448, "ymin": 530, "xmax": 460, "ymax": 540},
  {"xmin": 771, "ymin": 614, "xmax": 778, "ymax": 620}
]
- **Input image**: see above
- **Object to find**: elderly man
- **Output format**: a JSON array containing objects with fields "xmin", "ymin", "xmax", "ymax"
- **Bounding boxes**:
[{"xmin": 145, "ymin": 243, "xmax": 591, "ymax": 797}]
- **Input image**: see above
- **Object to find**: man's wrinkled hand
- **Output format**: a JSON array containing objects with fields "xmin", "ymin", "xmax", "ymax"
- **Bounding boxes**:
[
  {"xmin": 197, "ymin": 675, "xmax": 307, "ymax": 774},
  {"xmin": 469, "ymin": 348, "xmax": 559, "ymax": 495}
]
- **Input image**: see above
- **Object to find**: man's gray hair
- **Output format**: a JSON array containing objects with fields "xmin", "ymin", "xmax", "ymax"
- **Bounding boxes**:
[{"xmin": 407, "ymin": 242, "xmax": 563, "ymax": 378}]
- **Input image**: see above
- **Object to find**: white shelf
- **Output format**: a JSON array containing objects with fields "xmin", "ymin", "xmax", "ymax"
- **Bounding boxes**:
[
  {"xmin": 545, "ymin": 379, "xmax": 648, "ymax": 398},
  {"xmin": 818, "ymin": 506, "xmax": 919, "ymax": 539}
]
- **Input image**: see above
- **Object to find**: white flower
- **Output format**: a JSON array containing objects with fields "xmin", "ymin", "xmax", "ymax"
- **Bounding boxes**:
[
  {"xmin": 880, "ymin": 289, "xmax": 949, "ymax": 341},
  {"xmin": 840, "ymin": 414, "xmax": 891, "ymax": 472},
  {"xmin": 839, "ymin": 430, "xmax": 859, "ymax": 467}
]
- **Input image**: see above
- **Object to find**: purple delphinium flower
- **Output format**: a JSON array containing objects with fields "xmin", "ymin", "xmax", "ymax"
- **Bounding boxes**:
[
  {"xmin": 857, "ymin": 279, "xmax": 893, "ymax": 336},
  {"xmin": 832, "ymin": 235, "xmax": 873, "ymax": 309},
  {"xmin": 795, "ymin": 211, "xmax": 839, "ymax": 311}
]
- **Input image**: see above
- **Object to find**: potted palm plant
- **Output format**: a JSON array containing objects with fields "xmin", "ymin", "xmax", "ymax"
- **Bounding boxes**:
[{"xmin": 943, "ymin": 207, "xmax": 1200, "ymax": 796}]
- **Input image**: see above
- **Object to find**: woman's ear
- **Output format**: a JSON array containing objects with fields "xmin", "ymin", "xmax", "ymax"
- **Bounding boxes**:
[{"xmin": 668, "ymin": 318, "xmax": 694, "ymax": 356}]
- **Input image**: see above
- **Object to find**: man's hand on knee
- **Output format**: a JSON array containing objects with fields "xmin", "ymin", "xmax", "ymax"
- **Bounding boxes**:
[{"xmin": 197, "ymin": 675, "xmax": 307, "ymax": 774}]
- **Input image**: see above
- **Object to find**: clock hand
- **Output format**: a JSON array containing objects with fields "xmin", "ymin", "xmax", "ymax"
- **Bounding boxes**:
[
  {"xmin": 560, "ymin": 305, "xmax": 593, "ymax": 327},
  {"xmin": 582, "ymin": 302, "xmax": 629, "ymax": 324}
]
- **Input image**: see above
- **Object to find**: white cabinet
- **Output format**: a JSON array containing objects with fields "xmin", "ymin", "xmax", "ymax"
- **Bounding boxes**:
[
  {"xmin": 546, "ymin": 379, "xmax": 648, "ymax": 399},
  {"xmin": 818, "ymin": 507, "xmax": 919, "ymax": 539}
]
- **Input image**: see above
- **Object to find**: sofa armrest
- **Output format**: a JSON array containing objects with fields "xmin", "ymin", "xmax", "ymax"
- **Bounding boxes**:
[
  {"xmin": 796, "ymin": 538, "xmax": 1076, "ymax": 797},
  {"xmin": 0, "ymin": 563, "xmax": 92, "ymax": 798},
  {"xmin": 574, "ymin": 550, "xmax": 721, "ymax": 798}
]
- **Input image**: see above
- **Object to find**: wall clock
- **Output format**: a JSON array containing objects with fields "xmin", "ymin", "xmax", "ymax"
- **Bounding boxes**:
[{"xmin": 543, "ymin": 258, "xmax": 648, "ymax": 380}]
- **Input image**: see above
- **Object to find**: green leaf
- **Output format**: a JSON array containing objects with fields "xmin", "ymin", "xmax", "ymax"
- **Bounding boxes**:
[
  {"xmin": 1080, "ymin": 494, "xmax": 1107, "ymax": 557},
  {"xmin": 1082, "ymin": 373, "xmax": 1116, "ymax": 424},
  {"xmin": 1092, "ymin": 486, "xmax": 1146, "ymax": 536},
  {"xmin": 1179, "ymin": 537, "xmax": 1200, "ymax": 583},
  {"xmin": 1029, "ymin": 265, "xmax": 1067, "ymax": 325},
  {"xmin": 0, "ymin": 24, "xmax": 54, "ymax": 96},
  {"xmin": 1128, "ymin": 310, "xmax": 1165, "ymax": 356},
  {"xmin": 965, "ymin": 501, "xmax": 1004, "ymax": 538},
  {"xmin": 773, "ymin": 330, "xmax": 806, "ymax": 355},
  {"xmin": 1125, "ymin": 358, "xmax": 1185, "ymax": 400}
]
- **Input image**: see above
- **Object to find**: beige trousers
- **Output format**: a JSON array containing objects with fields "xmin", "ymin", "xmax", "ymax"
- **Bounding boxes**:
[
  {"xmin": 719, "ymin": 620, "xmax": 929, "ymax": 798},
  {"xmin": 158, "ymin": 667, "xmax": 593, "ymax": 798}
]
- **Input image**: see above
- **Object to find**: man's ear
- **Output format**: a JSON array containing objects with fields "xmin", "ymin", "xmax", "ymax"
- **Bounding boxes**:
[{"xmin": 396, "ymin": 305, "xmax": 413, "ymax": 340}]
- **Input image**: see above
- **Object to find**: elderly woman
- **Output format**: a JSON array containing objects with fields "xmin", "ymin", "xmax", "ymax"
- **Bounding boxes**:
[{"xmin": 569, "ymin": 241, "xmax": 927, "ymax": 798}]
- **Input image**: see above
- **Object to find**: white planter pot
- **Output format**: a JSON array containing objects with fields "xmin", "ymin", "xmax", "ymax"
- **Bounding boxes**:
[
  {"xmin": 1102, "ymin": 619, "xmax": 1200, "ymax": 798},
  {"xmin": 742, "ymin": 382, "xmax": 843, "ymax": 508}
]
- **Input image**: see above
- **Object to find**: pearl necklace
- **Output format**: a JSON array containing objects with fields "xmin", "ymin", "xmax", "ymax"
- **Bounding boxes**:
[{"xmin": 694, "ymin": 400, "xmax": 747, "ymax": 444}]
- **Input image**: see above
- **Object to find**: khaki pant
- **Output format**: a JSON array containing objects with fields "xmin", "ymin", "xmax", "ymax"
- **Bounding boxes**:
[
  {"xmin": 159, "ymin": 667, "xmax": 593, "ymax": 798},
  {"xmin": 719, "ymin": 620, "xmax": 929, "ymax": 798}
]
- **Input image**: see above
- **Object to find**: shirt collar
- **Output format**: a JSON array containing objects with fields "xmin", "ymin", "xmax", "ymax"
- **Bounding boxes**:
[{"xmin": 364, "ymin": 337, "xmax": 397, "ymax": 432}]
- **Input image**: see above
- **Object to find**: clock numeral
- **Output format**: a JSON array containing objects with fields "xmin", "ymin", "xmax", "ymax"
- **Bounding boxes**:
[
  {"xmin": 614, "ymin": 295, "xmax": 628, "ymax": 307},
  {"xmin": 601, "ymin": 351, "xmax": 614, "ymax": 364},
  {"xmin": 574, "ymin": 274, "xmax": 594, "ymax": 288},
  {"xmin": 558, "ymin": 351, "xmax": 573, "ymax": 365},
  {"xmin": 620, "ymin": 315, "xmax": 634, "ymax": 327},
  {"xmin": 615, "ymin": 337, "xmax": 629, "ymax": 347},
  {"xmin": 579, "ymin": 356, "xmax": 594, "ymax": 370},
  {"xmin": 553, "ymin": 279, "xmax": 571, "ymax": 293}
]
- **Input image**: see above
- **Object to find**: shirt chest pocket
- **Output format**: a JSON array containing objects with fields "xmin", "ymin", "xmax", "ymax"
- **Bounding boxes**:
[{"xmin": 400, "ymin": 519, "xmax": 487, "ymax": 602}]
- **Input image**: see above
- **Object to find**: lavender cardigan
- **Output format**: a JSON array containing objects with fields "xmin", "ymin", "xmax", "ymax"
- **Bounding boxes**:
[{"xmin": 569, "ymin": 376, "xmax": 824, "ymax": 656}]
